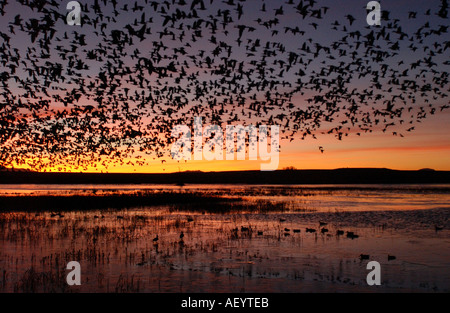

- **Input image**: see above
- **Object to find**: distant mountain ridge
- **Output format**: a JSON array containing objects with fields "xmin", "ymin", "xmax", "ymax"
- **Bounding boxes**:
[{"xmin": 0, "ymin": 168, "xmax": 449, "ymax": 185}]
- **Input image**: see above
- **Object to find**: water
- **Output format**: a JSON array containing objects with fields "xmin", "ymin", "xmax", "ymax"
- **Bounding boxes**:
[
  {"xmin": 1, "ymin": 183, "xmax": 450, "ymax": 212},
  {"xmin": 0, "ymin": 184, "xmax": 449, "ymax": 292}
]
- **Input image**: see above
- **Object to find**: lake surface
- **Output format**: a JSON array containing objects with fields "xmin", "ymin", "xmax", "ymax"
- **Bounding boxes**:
[
  {"xmin": 2, "ymin": 183, "xmax": 450, "ymax": 211},
  {"xmin": 0, "ymin": 184, "xmax": 449, "ymax": 292}
]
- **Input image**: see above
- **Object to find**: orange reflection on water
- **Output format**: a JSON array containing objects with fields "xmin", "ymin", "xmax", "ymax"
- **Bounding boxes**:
[{"xmin": 0, "ymin": 185, "xmax": 449, "ymax": 292}]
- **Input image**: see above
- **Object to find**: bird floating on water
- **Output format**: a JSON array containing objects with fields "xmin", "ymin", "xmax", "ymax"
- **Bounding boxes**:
[
  {"xmin": 360, "ymin": 254, "xmax": 370, "ymax": 260},
  {"xmin": 347, "ymin": 231, "xmax": 359, "ymax": 239},
  {"xmin": 388, "ymin": 255, "xmax": 396, "ymax": 261},
  {"xmin": 435, "ymin": 225, "xmax": 444, "ymax": 231}
]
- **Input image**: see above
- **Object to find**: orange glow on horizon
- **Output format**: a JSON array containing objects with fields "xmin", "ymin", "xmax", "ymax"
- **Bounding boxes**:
[{"xmin": 9, "ymin": 110, "xmax": 450, "ymax": 173}]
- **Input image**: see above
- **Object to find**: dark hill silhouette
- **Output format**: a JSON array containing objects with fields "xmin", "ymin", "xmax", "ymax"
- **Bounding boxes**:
[{"xmin": 1, "ymin": 168, "xmax": 449, "ymax": 185}]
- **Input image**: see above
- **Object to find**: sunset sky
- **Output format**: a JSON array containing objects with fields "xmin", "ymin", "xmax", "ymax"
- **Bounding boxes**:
[
  {"xmin": 1, "ymin": 0, "xmax": 448, "ymax": 173},
  {"xmin": 101, "ymin": 110, "xmax": 450, "ymax": 173}
]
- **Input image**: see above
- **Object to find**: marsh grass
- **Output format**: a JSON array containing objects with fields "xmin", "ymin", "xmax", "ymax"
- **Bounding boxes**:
[
  {"xmin": 0, "ymin": 192, "xmax": 238, "ymax": 211},
  {"xmin": 12, "ymin": 267, "xmax": 69, "ymax": 293}
]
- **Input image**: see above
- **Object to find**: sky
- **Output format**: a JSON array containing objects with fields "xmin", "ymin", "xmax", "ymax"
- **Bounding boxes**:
[
  {"xmin": 0, "ymin": 0, "xmax": 449, "ymax": 172},
  {"xmin": 99, "ymin": 110, "xmax": 450, "ymax": 173}
]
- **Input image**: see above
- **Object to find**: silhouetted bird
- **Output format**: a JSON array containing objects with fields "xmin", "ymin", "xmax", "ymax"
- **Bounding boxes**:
[
  {"xmin": 360, "ymin": 254, "xmax": 370, "ymax": 260},
  {"xmin": 347, "ymin": 231, "xmax": 359, "ymax": 239}
]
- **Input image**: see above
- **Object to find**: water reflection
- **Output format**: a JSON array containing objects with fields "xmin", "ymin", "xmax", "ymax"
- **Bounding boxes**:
[
  {"xmin": 0, "ymin": 185, "xmax": 449, "ymax": 292},
  {"xmin": 1, "ymin": 184, "xmax": 449, "ymax": 212}
]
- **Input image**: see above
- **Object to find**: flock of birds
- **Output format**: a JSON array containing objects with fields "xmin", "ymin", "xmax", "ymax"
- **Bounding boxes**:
[
  {"xmin": 148, "ymin": 217, "xmax": 400, "ymax": 261},
  {"xmin": 0, "ymin": 0, "xmax": 448, "ymax": 171},
  {"xmin": 40, "ymin": 211, "xmax": 446, "ymax": 263}
]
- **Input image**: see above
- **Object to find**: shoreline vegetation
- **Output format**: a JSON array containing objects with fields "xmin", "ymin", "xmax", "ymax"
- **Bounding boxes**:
[
  {"xmin": 0, "ymin": 192, "xmax": 241, "ymax": 212},
  {"xmin": 1, "ymin": 168, "xmax": 450, "ymax": 185}
]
